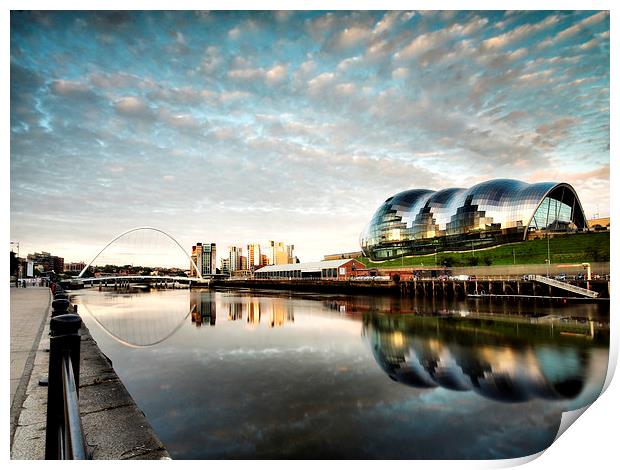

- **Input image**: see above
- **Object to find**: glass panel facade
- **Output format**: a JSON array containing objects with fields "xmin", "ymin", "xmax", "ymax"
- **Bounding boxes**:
[{"xmin": 360, "ymin": 180, "xmax": 587, "ymax": 261}]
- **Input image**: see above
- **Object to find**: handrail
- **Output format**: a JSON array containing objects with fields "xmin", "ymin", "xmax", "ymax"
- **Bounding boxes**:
[
  {"xmin": 45, "ymin": 291, "xmax": 90, "ymax": 460},
  {"xmin": 62, "ymin": 353, "xmax": 88, "ymax": 459},
  {"xmin": 532, "ymin": 274, "xmax": 599, "ymax": 298}
]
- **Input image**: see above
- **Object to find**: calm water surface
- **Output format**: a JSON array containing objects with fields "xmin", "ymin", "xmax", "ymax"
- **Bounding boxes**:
[{"xmin": 72, "ymin": 288, "xmax": 609, "ymax": 459}]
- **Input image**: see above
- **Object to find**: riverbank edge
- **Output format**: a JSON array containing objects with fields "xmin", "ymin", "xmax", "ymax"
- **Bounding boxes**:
[
  {"xmin": 210, "ymin": 279, "xmax": 610, "ymax": 301},
  {"xmin": 10, "ymin": 303, "xmax": 170, "ymax": 460}
]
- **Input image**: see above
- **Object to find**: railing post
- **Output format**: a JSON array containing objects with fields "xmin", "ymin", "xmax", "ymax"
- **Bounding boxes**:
[{"xmin": 45, "ymin": 314, "xmax": 82, "ymax": 460}]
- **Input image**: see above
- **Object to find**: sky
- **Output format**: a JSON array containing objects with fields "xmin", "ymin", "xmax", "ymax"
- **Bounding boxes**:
[{"xmin": 9, "ymin": 10, "xmax": 610, "ymax": 267}]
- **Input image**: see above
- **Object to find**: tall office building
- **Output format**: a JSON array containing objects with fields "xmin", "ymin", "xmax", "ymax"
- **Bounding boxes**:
[
  {"xmin": 269, "ymin": 241, "xmax": 292, "ymax": 265},
  {"xmin": 220, "ymin": 258, "xmax": 230, "ymax": 274},
  {"xmin": 228, "ymin": 246, "xmax": 243, "ymax": 272},
  {"xmin": 201, "ymin": 243, "xmax": 217, "ymax": 276},
  {"xmin": 246, "ymin": 243, "xmax": 262, "ymax": 270},
  {"xmin": 191, "ymin": 242, "xmax": 216, "ymax": 276},
  {"xmin": 287, "ymin": 244, "xmax": 296, "ymax": 264},
  {"xmin": 190, "ymin": 244, "xmax": 202, "ymax": 277}
]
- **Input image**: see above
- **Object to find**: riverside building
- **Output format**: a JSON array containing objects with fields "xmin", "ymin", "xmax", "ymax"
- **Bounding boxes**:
[
  {"xmin": 254, "ymin": 259, "xmax": 365, "ymax": 280},
  {"xmin": 360, "ymin": 179, "xmax": 588, "ymax": 261},
  {"xmin": 190, "ymin": 242, "xmax": 217, "ymax": 276}
]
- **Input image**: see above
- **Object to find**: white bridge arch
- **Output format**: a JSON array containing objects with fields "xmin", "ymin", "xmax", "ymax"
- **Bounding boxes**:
[{"xmin": 78, "ymin": 227, "xmax": 202, "ymax": 279}]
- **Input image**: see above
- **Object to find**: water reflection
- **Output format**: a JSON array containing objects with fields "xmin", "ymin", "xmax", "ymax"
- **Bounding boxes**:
[
  {"xmin": 78, "ymin": 292, "xmax": 192, "ymax": 348},
  {"xmin": 363, "ymin": 314, "xmax": 608, "ymax": 408},
  {"xmin": 74, "ymin": 289, "xmax": 610, "ymax": 459},
  {"xmin": 191, "ymin": 291, "xmax": 294, "ymax": 327},
  {"xmin": 190, "ymin": 291, "xmax": 216, "ymax": 326},
  {"xmin": 322, "ymin": 294, "xmax": 609, "ymax": 322}
]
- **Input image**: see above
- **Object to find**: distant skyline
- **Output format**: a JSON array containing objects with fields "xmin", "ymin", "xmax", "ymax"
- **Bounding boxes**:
[{"xmin": 10, "ymin": 10, "xmax": 610, "ymax": 265}]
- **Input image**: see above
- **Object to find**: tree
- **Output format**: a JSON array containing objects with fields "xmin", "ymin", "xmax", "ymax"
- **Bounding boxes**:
[{"xmin": 440, "ymin": 256, "xmax": 455, "ymax": 267}]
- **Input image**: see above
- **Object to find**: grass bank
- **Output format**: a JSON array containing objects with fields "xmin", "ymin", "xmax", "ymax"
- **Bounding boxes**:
[{"xmin": 357, "ymin": 231, "xmax": 610, "ymax": 268}]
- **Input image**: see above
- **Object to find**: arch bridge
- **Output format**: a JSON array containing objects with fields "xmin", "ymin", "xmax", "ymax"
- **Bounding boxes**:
[{"xmin": 73, "ymin": 227, "xmax": 212, "ymax": 287}]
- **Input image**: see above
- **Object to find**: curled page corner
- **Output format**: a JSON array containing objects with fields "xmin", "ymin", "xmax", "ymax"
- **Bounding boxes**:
[
  {"xmin": 554, "ymin": 405, "xmax": 590, "ymax": 442},
  {"xmin": 601, "ymin": 323, "xmax": 618, "ymax": 394},
  {"xmin": 491, "ymin": 449, "xmax": 546, "ymax": 468}
]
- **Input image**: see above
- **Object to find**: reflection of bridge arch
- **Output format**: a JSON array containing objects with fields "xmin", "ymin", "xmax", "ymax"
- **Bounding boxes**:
[
  {"xmin": 78, "ymin": 227, "xmax": 202, "ymax": 279},
  {"xmin": 80, "ymin": 297, "xmax": 194, "ymax": 348}
]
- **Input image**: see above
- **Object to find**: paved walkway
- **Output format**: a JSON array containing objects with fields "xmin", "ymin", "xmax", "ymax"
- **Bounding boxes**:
[{"xmin": 10, "ymin": 287, "xmax": 50, "ymax": 445}]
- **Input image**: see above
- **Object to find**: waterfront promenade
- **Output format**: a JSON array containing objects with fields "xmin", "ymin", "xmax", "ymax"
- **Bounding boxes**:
[
  {"xmin": 9, "ymin": 287, "xmax": 169, "ymax": 460},
  {"xmin": 10, "ymin": 287, "xmax": 50, "ymax": 443}
]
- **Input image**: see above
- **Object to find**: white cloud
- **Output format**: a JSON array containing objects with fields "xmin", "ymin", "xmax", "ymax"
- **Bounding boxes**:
[
  {"xmin": 307, "ymin": 72, "xmax": 335, "ymax": 94},
  {"xmin": 265, "ymin": 64, "xmax": 288, "ymax": 84},
  {"xmin": 228, "ymin": 27, "xmax": 241, "ymax": 39},
  {"xmin": 391, "ymin": 67, "xmax": 409, "ymax": 79},
  {"xmin": 482, "ymin": 15, "xmax": 559, "ymax": 50},
  {"xmin": 114, "ymin": 96, "xmax": 152, "ymax": 118},
  {"xmin": 538, "ymin": 11, "xmax": 609, "ymax": 50},
  {"xmin": 50, "ymin": 79, "xmax": 91, "ymax": 96}
]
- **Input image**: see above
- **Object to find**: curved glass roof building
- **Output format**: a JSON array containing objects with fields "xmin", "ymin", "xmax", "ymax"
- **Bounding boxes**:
[{"xmin": 360, "ymin": 179, "xmax": 587, "ymax": 261}]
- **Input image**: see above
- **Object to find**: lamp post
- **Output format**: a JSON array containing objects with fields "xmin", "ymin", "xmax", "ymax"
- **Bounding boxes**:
[{"xmin": 546, "ymin": 232, "xmax": 551, "ymax": 277}]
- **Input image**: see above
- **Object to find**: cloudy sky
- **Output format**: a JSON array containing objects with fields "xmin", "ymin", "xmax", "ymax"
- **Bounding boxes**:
[{"xmin": 10, "ymin": 10, "xmax": 610, "ymax": 266}]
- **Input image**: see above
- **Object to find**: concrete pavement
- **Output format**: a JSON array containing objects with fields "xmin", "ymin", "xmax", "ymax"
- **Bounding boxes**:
[{"xmin": 10, "ymin": 287, "xmax": 50, "ymax": 445}]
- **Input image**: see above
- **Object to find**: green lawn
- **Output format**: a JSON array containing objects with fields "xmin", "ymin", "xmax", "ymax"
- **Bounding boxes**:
[{"xmin": 357, "ymin": 231, "xmax": 610, "ymax": 268}]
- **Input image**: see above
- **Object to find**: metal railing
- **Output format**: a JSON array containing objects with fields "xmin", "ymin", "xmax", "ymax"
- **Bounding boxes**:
[
  {"xmin": 532, "ymin": 274, "xmax": 599, "ymax": 298},
  {"xmin": 45, "ymin": 287, "xmax": 90, "ymax": 459}
]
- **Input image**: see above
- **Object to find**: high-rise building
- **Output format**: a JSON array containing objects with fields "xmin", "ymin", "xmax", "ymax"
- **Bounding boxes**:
[
  {"xmin": 201, "ymin": 243, "xmax": 217, "ymax": 276},
  {"xmin": 190, "ymin": 242, "xmax": 216, "ymax": 276},
  {"xmin": 246, "ymin": 243, "xmax": 262, "ymax": 270},
  {"xmin": 221, "ymin": 258, "xmax": 230, "ymax": 274},
  {"xmin": 228, "ymin": 246, "xmax": 243, "ymax": 272},
  {"xmin": 269, "ymin": 241, "xmax": 293, "ymax": 265},
  {"xmin": 287, "ymin": 244, "xmax": 296, "ymax": 264},
  {"xmin": 190, "ymin": 244, "xmax": 202, "ymax": 277}
]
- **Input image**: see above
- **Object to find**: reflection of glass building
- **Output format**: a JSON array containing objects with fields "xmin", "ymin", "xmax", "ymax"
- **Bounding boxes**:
[
  {"xmin": 363, "ymin": 316, "xmax": 606, "ymax": 404},
  {"xmin": 228, "ymin": 302, "xmax": 243, "ymax": 321},
  {"xmin": 360, "ymin": 179, "xmax": 587, "ymax": 260},
  {"xmin": 247, "ymin": 300, "xmax": 261, "ymax": 324},
  {"xmin": 269, "ymin": 300, "xmax": 294, "ymax": 328},
  {"xmin": 190, "ymin": 291, "xmax": 216, "ymax": 326}
]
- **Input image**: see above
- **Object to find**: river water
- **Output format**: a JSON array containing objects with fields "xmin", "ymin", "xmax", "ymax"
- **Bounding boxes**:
[{"xmin": 71, "ymin": 288, "xmax": 609, "ymax": 459}]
